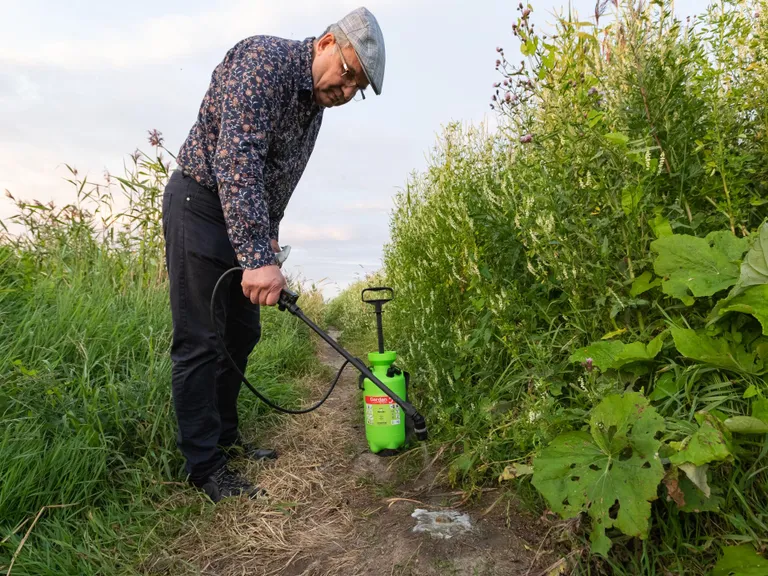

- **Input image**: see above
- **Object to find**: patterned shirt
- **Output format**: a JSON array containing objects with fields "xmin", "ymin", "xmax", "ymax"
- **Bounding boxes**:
[{"xmin": 177, "ymin": 35, "xmax": 324, "ymax": 269}]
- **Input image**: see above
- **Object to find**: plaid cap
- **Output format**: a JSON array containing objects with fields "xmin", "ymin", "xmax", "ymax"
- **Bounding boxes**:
[{"xmin": 337, "ymin": 7, "xmax": 385, "ymax": 95}]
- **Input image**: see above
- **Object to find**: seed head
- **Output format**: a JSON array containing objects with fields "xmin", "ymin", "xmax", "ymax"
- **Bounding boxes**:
[{"xmin": 148, "ymin": 129, "xmax": 164, "ymax": 147}]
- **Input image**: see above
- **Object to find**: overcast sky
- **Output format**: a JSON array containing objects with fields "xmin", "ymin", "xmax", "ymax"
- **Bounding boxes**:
[{"xmin": 1, "ymin": 0, "xmax": 702, "ymax": 299}]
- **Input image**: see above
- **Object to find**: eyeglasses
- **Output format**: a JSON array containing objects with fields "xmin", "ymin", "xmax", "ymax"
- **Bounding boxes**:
[{"xmin": 337, "ymin": 45, "xmax": 366, "ymax": 102}]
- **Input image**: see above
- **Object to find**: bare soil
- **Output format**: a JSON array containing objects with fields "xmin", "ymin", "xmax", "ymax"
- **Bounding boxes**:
[{"xmin": 156, "ymin": 331, "xmax": 562, "ymax": 576}]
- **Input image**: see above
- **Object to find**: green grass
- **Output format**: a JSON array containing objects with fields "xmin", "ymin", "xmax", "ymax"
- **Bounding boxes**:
[{"xmin": 0, "ymin": 152, "xmax": 324, "ymax": 574}]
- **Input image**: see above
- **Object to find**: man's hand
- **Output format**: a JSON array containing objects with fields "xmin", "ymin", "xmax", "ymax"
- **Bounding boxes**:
[{"xmin": 242, "ymin": 265, "xmax": 286, "ymax": 306}]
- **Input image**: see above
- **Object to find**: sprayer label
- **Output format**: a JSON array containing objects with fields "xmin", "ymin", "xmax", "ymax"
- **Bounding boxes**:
[
  {"xmin": 365, "ymin": 396, "xmax": 394, "ymax": 405},
  {"xmin": 365, "ymin": 396, "xmax": 400, "ymax": 426}
]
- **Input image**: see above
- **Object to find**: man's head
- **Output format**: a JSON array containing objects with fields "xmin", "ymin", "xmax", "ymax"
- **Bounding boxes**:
[{"xmin": 311, "ymin": 7, "xmax": 385, "ymax": 108}]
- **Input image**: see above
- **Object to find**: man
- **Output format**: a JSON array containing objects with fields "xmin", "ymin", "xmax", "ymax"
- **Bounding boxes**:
[{"xmin": 161, "ymin": 7, "xmax": 385, "ymax": 503}]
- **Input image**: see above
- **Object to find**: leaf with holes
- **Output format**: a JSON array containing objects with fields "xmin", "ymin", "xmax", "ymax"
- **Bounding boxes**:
[
  {"xmin": 650, "ymin": 232, "xmax": 748, "ymax": 305},
  {"xmin": 712, "ymin": 545, "xmax": 768, "ymax": 576},
  {"xmin": 531, "ymin": 392, "xmax": 665, "ymax": 556}
]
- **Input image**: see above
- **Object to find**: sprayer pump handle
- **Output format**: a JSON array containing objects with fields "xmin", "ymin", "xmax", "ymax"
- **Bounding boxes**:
[{"xmin": 362, "ymin": 286, "xmax": 394, "ymax": 305}]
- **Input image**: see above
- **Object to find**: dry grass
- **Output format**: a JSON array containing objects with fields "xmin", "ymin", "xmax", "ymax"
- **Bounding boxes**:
[{"xmin": 158, "ymin": 340, "xmax": 369, "ymax": 576}]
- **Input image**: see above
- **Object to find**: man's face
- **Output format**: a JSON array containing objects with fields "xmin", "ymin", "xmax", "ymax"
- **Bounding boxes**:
[{"xmin": 312, "ymin": 34, "xmax": 369, "ymax": 108}]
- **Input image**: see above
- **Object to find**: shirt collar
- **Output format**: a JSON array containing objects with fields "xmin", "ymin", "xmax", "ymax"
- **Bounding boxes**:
[{"xmin": 298, "ymin": 37, "xmax": 316, "ymax": 93}]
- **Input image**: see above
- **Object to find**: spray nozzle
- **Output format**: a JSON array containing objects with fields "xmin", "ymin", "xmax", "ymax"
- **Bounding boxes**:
[{"xmin": 411, "ymin": 413, "xmax": 428, "ymax": 442}]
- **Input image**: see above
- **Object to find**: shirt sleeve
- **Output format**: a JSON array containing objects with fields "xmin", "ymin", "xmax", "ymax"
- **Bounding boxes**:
[{"xmin": 213, "ymin": 51, "xmax": 281, "ymax": 269}]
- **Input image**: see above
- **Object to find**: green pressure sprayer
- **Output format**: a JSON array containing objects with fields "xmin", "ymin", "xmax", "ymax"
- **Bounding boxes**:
[{"xmin": 210, "ymin": 268, "xmax": 427, "ymax": 454}]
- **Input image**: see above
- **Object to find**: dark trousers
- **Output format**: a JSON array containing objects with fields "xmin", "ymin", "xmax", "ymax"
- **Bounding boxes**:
[{"xmin": 161, "ymin": 170, "xmax": 262, "ymax": 481}]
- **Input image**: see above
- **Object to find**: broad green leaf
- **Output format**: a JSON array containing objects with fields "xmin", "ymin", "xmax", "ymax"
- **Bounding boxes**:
[
  {"xmin": 709, "ymin": 230, "xmax": 751, "ymax": 263},
  {"xmin": 729, "ymin": 222, "xmax": 768, "ymax": 299},
  {"xmin": 651, "ymin": 232, "xmax": 748, "ymax": 305},
  {"xmin": 646, "ymin": 332, "xmax": 667, "ymax": 358},
  {"xmin": 604, "ymin": 132, "xmax": 629, "ymax": 146},
  {"xmin": 669, "ymin": 416, "xmax": 732, "ymax": 468},
  {"xmin": 724, "ymin": 416, "xmax": 768, "ymax": 434},
  {"xmin": 532, "ymin": 392, "xmax": 665, "ymax": 556},
  {"xmin": 649, "ymin": 372, "xmax": 682, "ymax": 401},
  {"xmin": 718, "ymin": 285, "xmax": 768, "ymax": 335},
  {"xmin": 650, "ymin": 208, "xmax": 673, "ymax": 238},
  {"xmin": 712, "ymin": 545, "xmax": 768, "ymax": 576},
  {"xmin": 752, "ymin": 399, "xmax": 768, "ymax": 422},
  {"xmin": 570, "ymin": 336, "xmax": 666, "ymax": 372},
  {"xmin": 671, "ymin": 327, "xmax": 763, "ymax": 375},
  {"xmin": 743, "ymin": 384, "xmax": 758, "ymax": 398},
  {"xmin": 621, "ymin": 185, "xmax": 643, "ymax": 216},
  {"xmin": 630, "ymin": 271, "xmax": 662, "ymax": 297},
  {"xmin": 569, "ymin": 340, "xmax": 623, "ymax": 371}
]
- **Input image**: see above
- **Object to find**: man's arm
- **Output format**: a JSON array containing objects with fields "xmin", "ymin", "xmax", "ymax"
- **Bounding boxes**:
[
  {"xmin": 213, "ymin": 50, "xmax": 286, "ymax": 305},
  {"xmin": 213, "ymin": 52, "xmax": 280, "ymax": 271}
]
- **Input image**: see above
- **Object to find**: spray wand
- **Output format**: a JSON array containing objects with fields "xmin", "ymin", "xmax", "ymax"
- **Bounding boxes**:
[{"xmin": 211, "ymin": 267, "xmax": 428, "ymax": 444}]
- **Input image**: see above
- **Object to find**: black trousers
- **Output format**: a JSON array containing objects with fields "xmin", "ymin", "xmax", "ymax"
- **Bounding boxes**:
[{"xmin": 161, "ymin": 170, "xmax": 262, "ymax": 481}]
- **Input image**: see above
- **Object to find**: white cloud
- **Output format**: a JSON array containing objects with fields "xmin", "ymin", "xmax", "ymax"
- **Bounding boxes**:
[{"xmin": 0, "ymin": 0, "xmax": 406, "ymax": 71}]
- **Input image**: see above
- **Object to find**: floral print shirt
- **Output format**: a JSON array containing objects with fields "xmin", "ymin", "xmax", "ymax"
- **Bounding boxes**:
[{"xmin": 177, "ymin": 35, "xmax": 323, "ymax": 269}]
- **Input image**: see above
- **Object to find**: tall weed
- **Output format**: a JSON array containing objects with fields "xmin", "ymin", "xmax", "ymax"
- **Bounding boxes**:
[
  {"xmin": 332, "ymin": 1, "xmax": 768, "ymax": 572},
  {"xmin": 0, "ymin": 135, "xmax": 323, "ymax": 574}
]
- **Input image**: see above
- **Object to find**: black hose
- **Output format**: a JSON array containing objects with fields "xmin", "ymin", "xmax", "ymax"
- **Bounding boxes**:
[{"xmin": 210, "ymin": 266, "xmax": 346, "ymax": 414}]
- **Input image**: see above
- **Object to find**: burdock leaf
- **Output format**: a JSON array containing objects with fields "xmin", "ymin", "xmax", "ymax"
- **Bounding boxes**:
[
  {"xmin": 671, "ymin": 327, "xmax": 763, "ymax": 375},
  {"xmin": 532, "ymin": 392, "xmax": 665, "ymax": 556},
  {"xmin": 717, "ymin": 285, "xmax": 768, "ymax": 336},
  {"xmin": 569, "ymin": 335, "xmax": 665, "ymax": 372},
  {"xmin": 729, "ymin": 222, "xmax": 768, "ymax": 299},
  {"xmin": 651, "ymin": 232, "xmax": 748, "ymax": 305},
  {"xmin": 669, "ymin": 415, "xmax": 732, "ymax": 468},
  {"xmin": 712, "ymin": 545, "xmax": 768, "ymax": 576}
]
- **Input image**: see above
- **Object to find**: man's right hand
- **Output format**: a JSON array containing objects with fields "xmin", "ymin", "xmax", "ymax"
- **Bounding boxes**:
[{"xmin": 242, "ymin": 265, "xmax": 286, "ymax": 306}]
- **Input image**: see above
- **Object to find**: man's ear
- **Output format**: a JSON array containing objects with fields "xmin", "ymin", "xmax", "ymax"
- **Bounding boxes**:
[{"xmin": 316, "ymin": 32, "xmax": 336, "ymax": 54}]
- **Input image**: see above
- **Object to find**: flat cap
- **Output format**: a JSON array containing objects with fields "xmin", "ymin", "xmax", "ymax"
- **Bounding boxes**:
[{"xmin": 337, "ymin": 7, "xmax": 385, "ymax": 95}]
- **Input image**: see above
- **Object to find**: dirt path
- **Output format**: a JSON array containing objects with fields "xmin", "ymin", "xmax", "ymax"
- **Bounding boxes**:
[{"xmin": 160, "ymin": 331, "xmax": 559, "ymax": 576}]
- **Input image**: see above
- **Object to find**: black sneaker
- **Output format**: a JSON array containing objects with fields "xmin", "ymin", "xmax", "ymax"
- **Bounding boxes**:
[
  {"xmin": 221, "ymin": 438, "xmax": 278, "ymax": 463},
  {"xmin": 191, "ymin": 465, "xmax": 266, "ymax": 503}
]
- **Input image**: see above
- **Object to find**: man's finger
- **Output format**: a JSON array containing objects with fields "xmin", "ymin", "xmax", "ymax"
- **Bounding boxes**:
[
  {"xmin": 249, "ymin": 286, "xmax": 261, "ymax": 305},
  {"xmin": 266, "ymin": 287, "xmax": 280, "ymax": 306}
]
